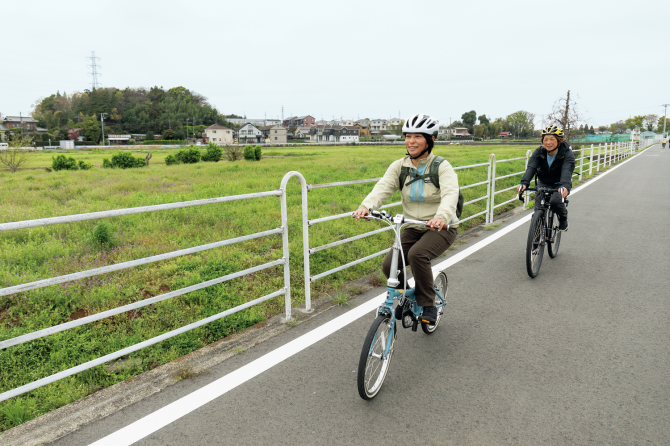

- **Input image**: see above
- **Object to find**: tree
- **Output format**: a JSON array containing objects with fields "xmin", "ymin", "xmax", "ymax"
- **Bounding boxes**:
[
  {"xmin": 643, "ymin": 114, "xmax": 658, "ymax": 132},
  {"xmin": 546, "ymin": 90, "xmax": 582, "ymax": 143},
  {"xmin": 162, "ymin": 128, "xmax": 175, "ymax": 140},
  {"xmin": 506, "ymin": 110, "xmax": 534, "ymax": 137},
  {"xmin": 0, "ymin": 133, "xmax": 33, "ymax": 172},
  {"xmin": 656, "ymin": 117, "xmax": 670, "ymax": 134},
  {"xmin": 145, "ymin": 131, "xmax": 154, "ymax": 141},
  {"xmin": 625, "ymin": 116, "xmax": 645, "ymax": 131},
  {"xmin": 461, "ymin": 110, "xmax": 477, "ymax": 133},
  {"xmin": 589, "ymin": 125, "xmax": 595, "ymax": 134},
  {"xmin": 477, "ymin": 115, "xmax": 490, "ymax": 126},
  {"xmin": 388, "ymin": 120, "xmax": 404, "ymax": 135},
  {"xmin": 82, "ymin": 114, "xmax": 101, "ymax": 142},
  {"xmin": 473, "ymin": 124, "xmax": 487, "ymax": 139},
  {"xmin": 609, "ymin": 121, "xmax": 626, "ymax": 134}
]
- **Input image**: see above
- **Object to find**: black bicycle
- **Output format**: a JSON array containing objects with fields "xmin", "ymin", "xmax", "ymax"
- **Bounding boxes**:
[{"xmin": 519, "ymin": 187, "xmax": 568, "ymax": 278}]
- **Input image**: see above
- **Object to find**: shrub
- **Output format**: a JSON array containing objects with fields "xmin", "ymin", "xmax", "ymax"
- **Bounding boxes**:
[
  {"xmin": 91, "ymin": 221, "xmax": 114, "ymax": 247},
  {"xmin": 175, "ymin": 147, "xmax": 201, "ymax": 164},
  {"xmin": 78, "ymin": 160, "xmax": 93, "ymax": 170},
  {"xmin": 254, "ymin": 145, "xmax": 262, "ymax": 161},
  {"xmin": 201, "ymin": 143, "xmax": 222, "ymax": 162},
  {"xmin": 243, "ymin": 145, "xmax": 255, "ymax": 161},
  {"xmin": 45, "ymin": 167, "xmax": 52, "ymax": 172},
  {"xmin": 165, "ymin": 154, "xmax": 179, "ymax": 165},
  {"xmin": 103, "ymin": 152, "xmax": 146, "ymax": 169},
  {"xmin": 52, "ymin": 154, "xmax": 79, "ymax": 171},
  {"xmin": 224, "ymin": 145, "xmax": 243, "ymax": 161},
  {"xmin": 142, "ymin": 140, "xmax": 187, "ymax": 145}
]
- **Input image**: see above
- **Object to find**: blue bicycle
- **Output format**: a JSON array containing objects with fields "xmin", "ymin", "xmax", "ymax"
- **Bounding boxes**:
[{"xmin": 356, "ymin": 210, "xmax": 449, "ymax": 400}]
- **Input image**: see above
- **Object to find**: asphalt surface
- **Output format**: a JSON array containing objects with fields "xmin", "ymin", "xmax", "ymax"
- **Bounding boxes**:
[{"xmin": 50, "ymin": 145, "xmax": 669, "ymax": 445}]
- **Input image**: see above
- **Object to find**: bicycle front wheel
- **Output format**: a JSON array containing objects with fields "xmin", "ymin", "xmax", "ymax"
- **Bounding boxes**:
[
  {"xmin": 526, "ymin": 210, "xmax": 545, "ymax": 278},
  {"xmin": 547, "ymin": 212, "xmax": 561, "ymax": 258},
  {"xmin": 358, "ymin": 315, "xmax": 395, "ymax": 400}
]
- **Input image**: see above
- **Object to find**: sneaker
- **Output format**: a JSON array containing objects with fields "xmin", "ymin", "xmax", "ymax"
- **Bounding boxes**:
[
  {"xmin": 421, "ymin": 306, "xmax": 437, "ymax": 324},
  {"xmin": 558, "ymin": 218, "xmax": 568, "ymax": 231}
]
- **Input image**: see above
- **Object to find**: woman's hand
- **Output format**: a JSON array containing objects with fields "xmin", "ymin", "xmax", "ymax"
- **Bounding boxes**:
[
  {"xmin": 352, "ymin": 208, "xmax": 370, "ymax": 220},
  {"xmin": 427, "ymin": 218, "xmax": 446, "ymax": 231}
]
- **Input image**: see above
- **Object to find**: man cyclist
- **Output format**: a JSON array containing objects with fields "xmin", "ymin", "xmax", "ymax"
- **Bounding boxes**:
[
  {"xmin": 352, "ymin": 113, "xmax": 460, "ymax": 324},
  {"xmin": 517, "ymin": 125, "xmax": 575, "ymax": 231}
]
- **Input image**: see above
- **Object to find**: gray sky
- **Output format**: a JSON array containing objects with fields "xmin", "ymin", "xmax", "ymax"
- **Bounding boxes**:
[{"xmin": 3, "ymin": 0, "xmax": 668, "ymax": 128}]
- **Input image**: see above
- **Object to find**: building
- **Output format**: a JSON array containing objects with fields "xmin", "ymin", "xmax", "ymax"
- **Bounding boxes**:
[
  {"xmin": 388, "ymin": 118, "xmax": 403, "ymax": 127},
  {"xmin": 498, "ymin": 131, "xmax": 513, "ymax": 138},
  {"xmin": 260, "ymin": 125, "xmax": 288, "ymax": 143},
  {"xmin": 338, "ymin": 120, "xmax": 355, "ymax": 127},
  {"xmin": 370, "ymin": 119, "xmax": 388, "ymax": 133},
  {"xmin": 237, "ymin": 123, "xmax": 263, "ymax": 143},
  {"xmin": 295, "ymin": 126, "xmax": 313, "ymax": 140},
  {"xmin": 0, "ymin": 115, "xmax": 40, "ymax": 140},
  {"xmin": 68, "ymin": 128, "xmax": 84, "ymax": 141},
  {"xmin": 203, "ymin": 125, "xmax": 235, "ymax": 144},
  {"xmin": 354, "ymin": 123, "xmax": 371, "ymax": 138},
  {"xmin": 227, "ymin": 118, "xmax": 281, "ymax": 126},
  {"xmin": 309, "ymin": 125, "xmax": 359, "ymax": 143},
  {"xmin": 107, "ymin": 135, "xmax": 132, "ymax": 145},
  {"xmin": 282, "ymin": 115, "xmax": 315, "ymax": 127}
]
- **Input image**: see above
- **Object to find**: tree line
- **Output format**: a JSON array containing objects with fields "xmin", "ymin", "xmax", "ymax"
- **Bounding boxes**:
[{"xmin": 30, "ymin": 86, "xmax": 240, "ymax": 143}]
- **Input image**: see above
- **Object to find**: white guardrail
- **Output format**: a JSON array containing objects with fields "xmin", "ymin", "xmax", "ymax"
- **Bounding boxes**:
[{"xmin": 0, "ymin": 140, "xmax": 656, "ymax": 403}]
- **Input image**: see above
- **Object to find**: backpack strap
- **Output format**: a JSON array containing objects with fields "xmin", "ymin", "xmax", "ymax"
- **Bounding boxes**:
[{"xmin": 399, "ymin": 156, "xmax": 445, "ymax": 190}]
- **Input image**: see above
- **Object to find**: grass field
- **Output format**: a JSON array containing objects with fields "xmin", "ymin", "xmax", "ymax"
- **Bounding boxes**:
[{"xmin": 0, "ymin": 143, "xmax": 545, "ymax": 430}]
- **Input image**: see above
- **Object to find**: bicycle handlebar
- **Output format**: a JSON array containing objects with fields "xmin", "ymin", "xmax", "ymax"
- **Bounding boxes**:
[
  {"xmin": 518, "ymin": 186, "xmax": 565, "ymax": 203},
  {"xmin": 352, "ymin": 209, "xmax": 444, "ymax": 229}
]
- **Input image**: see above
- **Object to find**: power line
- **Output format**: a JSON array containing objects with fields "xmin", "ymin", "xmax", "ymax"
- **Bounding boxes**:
[{"xmin": 87, "ymin": 52, "xmax": 102, "ymax": 89}]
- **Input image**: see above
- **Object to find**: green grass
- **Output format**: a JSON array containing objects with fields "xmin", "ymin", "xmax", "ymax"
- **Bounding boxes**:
[{"xmin": 0, "ymin": 144, "xmax": 535, "ymax": 431}]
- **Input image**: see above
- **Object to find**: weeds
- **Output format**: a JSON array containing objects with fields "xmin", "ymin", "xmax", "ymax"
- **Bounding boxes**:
[
  {"xmin": 485, "ymin": 224, "xmax": 500, "ymax": 230},
  {"xmin": 327, "ymin": 290, "xmax": 352, "ymax": 307}
]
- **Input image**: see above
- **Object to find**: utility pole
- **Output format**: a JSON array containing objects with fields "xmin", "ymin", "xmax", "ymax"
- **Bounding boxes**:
[
  {"xmin": 193, "ymin": 117, "xmax": 196, "ymax": 139},
  {"xmin": 101, "ymin": 113, "xmax": 108, "ymax": 145},
  {"xmin": 663, "ymin": 104, "xmax": 669, "ymax": 138},
  {"xmin": 186, "ymin": 118, "xmax": 189, "ymax": 141}
]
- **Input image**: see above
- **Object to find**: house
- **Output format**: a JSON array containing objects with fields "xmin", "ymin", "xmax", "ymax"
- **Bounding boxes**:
[
  {"xmin": 295, "ymin": 126, "xmax": 313, "ymax": 140},
  {"xmin": 370, "ymin": 119, "xmax": 388, "ymax": 133},
  {"xmin": 498, "ymin": 131, "xmax": 513, "ymax": 138},
  {"xmin": 338, "ymin": 120, "xmax": 355, "ymax": 127},
  {"xmin": 203, "ymin": 125, "xmax": 235, "ymax": 144},
  {"xmin": 282, "ymin": 115, "xmax": 315, "ymax": 127},
  {"xmin": 0, "ymin": 115, "xmax": 40, "ymax": 140},
  {"xmin": 388, "ymin": 118, "xmax": 403, "ymax": 127},
  {"xmin": 68, "ymin": 128, "xmax": 84, "ymax": 141},
  {"xmin": 260, "ymin": 125, "xmax": 288, "ymax": 143},
  {"xmin": 309, "ymin": 125, "xmax": 359, "ymax": 143},
  {"xmin": 354, "ymin": 123, "xmax": 371, "ymax": 138},
  {"xmin": 237, "ymin": 123, "xmax": 263, "ymax": 143},
  {"xmin": 107, "ymin": 135, "xmax": 132, "ymax": 145}
]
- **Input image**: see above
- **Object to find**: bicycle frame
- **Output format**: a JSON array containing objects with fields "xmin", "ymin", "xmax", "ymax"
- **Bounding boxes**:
[{"xmin": 367, "ymin": 212, "xmax": 447, "ymax": 359}]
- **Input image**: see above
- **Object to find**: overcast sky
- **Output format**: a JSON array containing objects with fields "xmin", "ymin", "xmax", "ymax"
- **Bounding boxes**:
[{"xmin": 2, "ymin": 0, "xmax": 668, "ymax": 128}]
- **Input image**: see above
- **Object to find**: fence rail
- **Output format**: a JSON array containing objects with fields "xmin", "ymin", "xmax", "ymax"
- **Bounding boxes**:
[{"xmin": 0, "ymin": 140, "xmax": 657, "ymax": 403}]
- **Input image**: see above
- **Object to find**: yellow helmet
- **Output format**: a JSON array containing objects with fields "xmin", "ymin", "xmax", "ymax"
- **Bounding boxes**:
[{"xmin": 541, "ymin": 125, "xmax": 564, "ymax": 138}]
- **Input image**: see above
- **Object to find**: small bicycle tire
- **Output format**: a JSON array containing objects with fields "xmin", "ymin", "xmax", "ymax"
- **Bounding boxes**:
[
  {"xmin": 422, "ymin": 271, "xmax": 448, "ymax": 334},
  {"xmin": 357, "ymin": 315, "xmax": 395, "ymax": 400},
  {"xmin": 526, "ymin": 210, "xmax": 545, "ymax": 278},
  {"xmin": 547, "ymin": 212, "xmax": 561, "ymax": 258}
]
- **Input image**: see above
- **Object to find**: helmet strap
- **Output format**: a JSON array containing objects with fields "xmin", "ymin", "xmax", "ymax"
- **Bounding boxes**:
[{"xmin": 406, "ymin": 147, "xmax": 431, "ymax": 160}]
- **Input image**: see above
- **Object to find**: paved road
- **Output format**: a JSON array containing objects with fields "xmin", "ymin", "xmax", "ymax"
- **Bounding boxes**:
[{"xmin": 51, "ymin": 145, "xmax": 670, "ymax": 445}]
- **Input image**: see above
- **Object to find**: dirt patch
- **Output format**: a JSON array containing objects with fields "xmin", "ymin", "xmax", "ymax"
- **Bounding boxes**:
[
  {"xmin": 69, "ymin": 308, "xmax": 89, "ymax": 321},
  {"xmin": 159, "ymin": 285, "xmax": 171, "ymax": 293}
]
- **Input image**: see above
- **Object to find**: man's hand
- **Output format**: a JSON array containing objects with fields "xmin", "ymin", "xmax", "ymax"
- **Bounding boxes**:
[
  {"xmin": 517, "ymin": 184, "xmax": 527, "ymax": 194},
  {"xmin": 558, "ymin": 187, "xmax": 568, "ymax": 198},
  {"xmin": 352, "ymin": 208, "xmax": 370, "ymax": 220},
  {"xmin": 427, "ymin": 218, "xmax": 447, "ymax": 232}
]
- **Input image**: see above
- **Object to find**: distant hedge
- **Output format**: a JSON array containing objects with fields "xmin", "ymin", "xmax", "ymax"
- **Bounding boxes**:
[{"xmin": 142, "ymin": 140, "xmax": 187, "ymax": 145}]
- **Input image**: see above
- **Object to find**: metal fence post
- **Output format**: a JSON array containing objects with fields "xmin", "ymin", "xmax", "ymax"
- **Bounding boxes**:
[
  {"xmin": 578, "ymin": 146, "xmax": 584, "ymax": 180},
  {"xmin": 488, "ymin": 154, "xmax": 497, "ymax": 224},
  {"xmin": 524, "ymin": 150, "xmax": 531, "ymax": 207},
  {"xmin": 589, "ymin": 144, "xmax": 594, "ymax": 176}
]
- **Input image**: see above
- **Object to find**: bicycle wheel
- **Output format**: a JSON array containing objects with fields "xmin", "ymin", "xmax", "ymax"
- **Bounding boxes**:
[
  {"xmin": 358, "ymin": 315, "xmax": 396, "ymax": 400},
  {"xmin": 422, "ymin": 271, "xmax": 447, "ymax": 334},
  {"xmin": 526, "ymin": 210, "xmax": 545, "ymax": 278},
  {"xmin": 547, "ymin": 212, "xmax": 561, "ymax": 258}
]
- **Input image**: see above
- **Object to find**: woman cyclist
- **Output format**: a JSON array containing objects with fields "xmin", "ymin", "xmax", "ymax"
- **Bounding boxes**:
[
  {"xmin": 662, "ymin": 137, "xmax": 667, "ymax": 149},
  {"xmin": 517, "ymin": 125, "xmax": 575, "ymax": 231},
  {"xmin": 352, "ymin": 113, "xmax": 460, "ymax": 323}
]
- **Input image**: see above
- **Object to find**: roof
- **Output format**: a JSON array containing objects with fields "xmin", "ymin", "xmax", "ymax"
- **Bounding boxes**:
[
  {"xmin": 2, "ymin": 116, "xmax": 38, "ymax": 123},
  {"xmin": 259, "ymin": 125, "xmax": 284, "ymax": 130},
  {"xmin": 107, "ymin": 135, "xmax": 131, "ymax": 139},
  {"xmin": 0, "ymin": 124, "xmax": 8, "ymax": 131},
  {"xmin": 206, "ymin": 125, "xmax": 232, "ymax": 130}
]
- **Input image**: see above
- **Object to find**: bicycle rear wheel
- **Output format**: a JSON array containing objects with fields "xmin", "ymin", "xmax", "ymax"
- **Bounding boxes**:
[
  {"xmin": 358, "ymin": 315, "xmax": 396, "ymax": 400},
  {"xmin": 526, "ymin": 210, "xmax": 545, "ymax": 278},
  {"xmin": 547, "ymin": 212, "xmax": 561, "ymax": 258},
  {"xmin": 422, "ymin": 271, "xmax": 447, "ymax": 334}
]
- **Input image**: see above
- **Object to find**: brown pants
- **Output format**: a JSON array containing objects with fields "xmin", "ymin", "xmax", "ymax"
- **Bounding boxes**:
[{"xmin": 381, "ymin": 227, "xmax": 457, "ymax": 307}]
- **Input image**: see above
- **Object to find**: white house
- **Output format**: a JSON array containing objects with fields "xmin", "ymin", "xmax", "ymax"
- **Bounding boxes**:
[
  {"xmin": 204, "ymin": 125, "xmax": 234, "ymax": 144},
  {"xmin": 370, "ymin": 119, "xmax": 388, "ymax": 133},
  {"xmin": 237, "ymin": 123, "xmax": 263, "ymax": 143}
]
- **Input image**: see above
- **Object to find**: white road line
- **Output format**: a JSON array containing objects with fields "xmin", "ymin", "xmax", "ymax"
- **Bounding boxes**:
[{"xmin": 90, "ymin": 146, "xmax": 651, "ymax": 446}]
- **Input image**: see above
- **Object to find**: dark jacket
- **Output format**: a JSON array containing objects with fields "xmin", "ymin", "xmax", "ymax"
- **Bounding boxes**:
[{"xmin": 520, "ymin": 142, "xmax": 575, "ymax": 191}]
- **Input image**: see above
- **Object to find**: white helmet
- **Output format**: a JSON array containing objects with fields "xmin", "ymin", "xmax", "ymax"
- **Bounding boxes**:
[{"xmin": 402, "ymin": 113, "xmax": 439, "ymax": 136}]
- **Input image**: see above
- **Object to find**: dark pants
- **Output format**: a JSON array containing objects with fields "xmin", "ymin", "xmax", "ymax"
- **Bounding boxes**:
[
  {"xmin": 535, "ymin": 190, "xmax": 568, "ymax": 220},
  {"xmin": 382, "ymin": 227, "xmax": 457, "ymax": 307}
]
